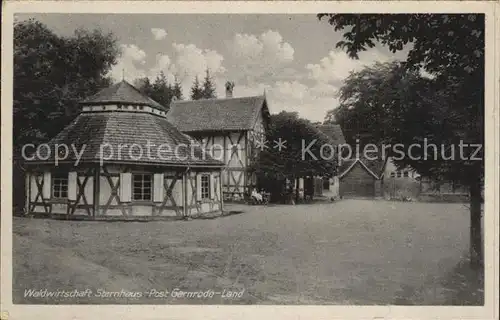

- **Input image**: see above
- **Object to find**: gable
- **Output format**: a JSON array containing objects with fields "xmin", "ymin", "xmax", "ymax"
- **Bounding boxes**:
[
  {"xmin": 252, "ymin": 108, "xmax": 265, "ymax": 134},
  {"xmin": 340, "ymin": 161, "xmax": 378, "ymax": 181},
  {"xmin": 339, "ymin": 159, "xmax": 381, "ymax": 180}
]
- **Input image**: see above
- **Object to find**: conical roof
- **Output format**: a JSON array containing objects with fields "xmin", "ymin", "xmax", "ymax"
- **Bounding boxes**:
[{"xmin": 81, "ymin": 80, "xmax": 166, "ymax": 111}]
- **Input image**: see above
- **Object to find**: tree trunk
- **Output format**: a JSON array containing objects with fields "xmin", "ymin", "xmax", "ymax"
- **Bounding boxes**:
[
  {"xmin": 469, "ymin": 179, "xmax": 483, "ymax": 269},
  {"xmin": 295, "ymin": 177, "xmax": 300, "ymax": 204}
]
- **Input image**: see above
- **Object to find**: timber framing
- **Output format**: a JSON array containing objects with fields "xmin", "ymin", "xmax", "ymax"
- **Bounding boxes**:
[
  {"xmin": 193, "ymin": 130, "xmax": 258, "ymax": 201},
  {"xmin": 25, "ymin": 164, "xmax": 223, "ymax": 220}
]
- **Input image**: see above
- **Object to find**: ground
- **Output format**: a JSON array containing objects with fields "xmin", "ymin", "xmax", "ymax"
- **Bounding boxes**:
[{"xmin": 12, "ymin": 199, "xmax": 483, "ymax": 305}]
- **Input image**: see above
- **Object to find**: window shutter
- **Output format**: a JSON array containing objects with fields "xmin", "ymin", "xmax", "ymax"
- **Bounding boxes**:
[
  {"xmin": 153, "ymin": 173, "xmax": 164, "ymax": 202},
  {"xmin": 218, "ymin": 173, "xmax": 222, "ymax": 200},
  {"xmin": 25, "ymin": 173, "xmax": 30, "ymax": 211},
  {"xmin": 42, "ymin": 172, "xmax": 51, "ymax": 199},
  {"xmin": 210, "ymin": 173, "xmax": 215, "ymax": 199},
  {"xmin": 196, "ymin": 174, "xmax": 202, "ymax": 200},
  {"xmin": 68, "ymin": 172, "xmax": 78, "ymax": 201},
  {"xmin": 120, "ymin": 173, "xmax": 132, "ymax": 202}
]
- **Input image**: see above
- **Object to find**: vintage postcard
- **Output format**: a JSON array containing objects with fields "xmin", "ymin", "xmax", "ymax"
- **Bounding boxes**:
[{"xmin": 1, "ymin": 1, "xmax": 499, "ymax": 319}]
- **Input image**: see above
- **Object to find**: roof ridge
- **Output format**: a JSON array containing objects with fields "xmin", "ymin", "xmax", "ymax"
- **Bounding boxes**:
[
  {"xmin": 80, "ymin": 80, "xmax": 167, "ymax": 111},
  {"xmin": 171, "ymin": 95, "xmax": 264, "ymax": 104}
]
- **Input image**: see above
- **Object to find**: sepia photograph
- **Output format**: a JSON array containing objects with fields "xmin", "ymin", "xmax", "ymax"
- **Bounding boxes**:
[{"xmin": 1, "ymin": 1, "xmax": 498, "ymax": 319}]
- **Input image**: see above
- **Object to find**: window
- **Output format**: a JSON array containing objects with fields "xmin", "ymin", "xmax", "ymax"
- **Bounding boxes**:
[
  {"xmin": 133, "ymin": 174, "xmax": 152, "ymax": 201},
  {"xmin": 403, "ymin": 171, "xmax": 409, "ymax": 177},
  {"xmin": 396, "ymin": 171, "xmax": 402, "ymax": 178},
  {"xmin": 390, "ymin": 172, "xmax": 396, "ymax": 178},
  {"xmin": 201, "ymin": 174, "xmax": 210, "ymax": 199},
  {"xmin": 52, "ymin": 173, "xmax": 68, "ymax": 199}
]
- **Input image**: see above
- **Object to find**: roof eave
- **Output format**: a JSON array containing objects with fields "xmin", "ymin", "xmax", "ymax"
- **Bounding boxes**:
[{"xmin": 23, "ymin": 159, "xmax": 225, "ymax": 168}]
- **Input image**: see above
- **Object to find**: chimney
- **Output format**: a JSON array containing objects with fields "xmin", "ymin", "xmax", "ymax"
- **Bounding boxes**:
[{"xmin": 225, "ymin": 81, "xmax": 235, "ymax": 98}]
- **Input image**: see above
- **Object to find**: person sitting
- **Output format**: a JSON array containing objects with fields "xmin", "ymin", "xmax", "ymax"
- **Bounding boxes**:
[{"xmin": 251, "ymin": 188, "xmax": 263, "ymax": 203}]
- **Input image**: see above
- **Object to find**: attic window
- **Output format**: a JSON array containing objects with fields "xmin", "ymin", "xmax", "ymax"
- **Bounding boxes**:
[
  {"xmin": 139, "ymin": 106, "xmax": 144, "ymax": 110},
  {"xmin": 117, "ymin": 105, "xmax": 122, "ymax": 109},
  {"xmin": 403, "ymin": 171, "xmax": 409, "ymax": 177},
  {"xmin": 390, "ymin": 172, "xmax": 395, "ymax": 178}
]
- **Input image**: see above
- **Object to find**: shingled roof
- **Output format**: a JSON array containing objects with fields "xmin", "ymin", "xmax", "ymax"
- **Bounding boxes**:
[
  {"xmin": 81, "ymin": 80, "xmax": 166, "ymax": 111},
  {"xmin": 25, "ymin": 112, "xmax": 224, "ymax": 167},
  {"xmin": 317, "ymin": 124, "xmax": 346, "ymax": 145},
  {"xmin": 25, "ymin": 81, "xmax": 223, "ymax": 167},
  {"xmin": 167, "ymin": 96, "xmax": 269, "ymax": 133}
]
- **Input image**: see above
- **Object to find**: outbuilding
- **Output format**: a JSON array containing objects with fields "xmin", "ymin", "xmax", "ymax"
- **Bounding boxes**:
[{"xmin": 338, "ymin": 156, "xmax": 386, "ymax": 198}]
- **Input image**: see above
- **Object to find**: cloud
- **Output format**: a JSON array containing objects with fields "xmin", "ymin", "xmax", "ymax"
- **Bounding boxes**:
[
  {"xmin": 166, "ymin": 43, "xmax": 226, "ymax": 97},
  {"xmin": 110, "ymin": 44, "xmax": 148, "ymax": 81},
  {"xmin": 148, "ymin": 54, "xmax": 175, "ymax": 82},
  {"xmin": 129, "ymin": 43, "xmax": 226, "ymax": 97},
  {"xmin": 151, "ymin": 28, "xmax": 167, "ymax": 40},
  {"xmin": 228, "ymin": 80, "xmax": 338, "ymax": 123},
  {"xmin": 122, "ymin": 44, "xmax": 146, "ymax": 63},
  {"xmin": 170, "ymin": 43, "xmax": 225, "ymax": 81},
  {"xmin": 306, "ymin": 49, "xmax": 393, "ymax": 84},
  {"xmin": 228, "ymin": 30, "xmax": 294, "ymax": 82}
]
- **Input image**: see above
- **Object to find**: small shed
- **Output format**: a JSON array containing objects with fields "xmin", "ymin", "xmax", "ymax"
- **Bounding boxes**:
[
  {"xmin": 24, "ymin": 81, "xmax": 225, "ymax": 219},
  {"xmin": 338, "ymin": 156, "xmax": 386, "ymax": 198}
]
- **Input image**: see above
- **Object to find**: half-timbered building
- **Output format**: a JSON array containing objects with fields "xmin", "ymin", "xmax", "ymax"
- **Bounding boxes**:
[
  {"xmin": 167, "ymin": 82, "xmax": 270, "ymax": 201},
  {"xmin": 24, "ymin": 80, "xmax": 225, "ymax": 219}
]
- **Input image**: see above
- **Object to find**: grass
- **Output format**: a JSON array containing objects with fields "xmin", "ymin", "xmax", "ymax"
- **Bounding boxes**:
[{"xmin": 12, "ymin": 200, "xmax": 483, "ymax": 304}]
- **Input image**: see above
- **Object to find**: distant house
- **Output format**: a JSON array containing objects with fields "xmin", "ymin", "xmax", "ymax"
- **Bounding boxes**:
[
  {"xmin": 338, "ymin": 155, "xmax": 387, "ymax": 198},
  {"xmin": 23, "ymin": 81, "xmax": 225, "ymax": 219},
  {"xmin": 418, "ymin": 176, "xmax": 469, "ymax": 202},
  {"xmin": 382, "ymin": 158, "xmax": 421, "ymax": 180},
  {"xmin": 381, "ymin": 157, "xmax": 469, "ymax": 201},
  {"xmin": 380, "ymin": 157, "xmax": 421, "ymax": 200},
  {"xmin": 167, "ymin": 82, "xmax": 271, "ymax": 201}
]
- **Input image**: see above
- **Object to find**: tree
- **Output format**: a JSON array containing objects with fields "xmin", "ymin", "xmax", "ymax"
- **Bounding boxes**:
[
  {"xmin": 134, "ymin": 77, "xmax": 153, "ymax": 97},
  {"xmin": 252, "ymin": 111, "xmax": 336, "ymax": 202},
  {"xmin": 14, "ymin": 18, "xmax": 120, "ymax": 146},
  {"xmin": 135, "ymin": 72, "xmax": 183, "ymax": 108},
  {"xmin": 327, "ymin": 61, "xmax": 412, "ymax": 146},
  {"xmin": 172, "ymin": 75, "xmax": 183, "ymax": 100},
  {"xmin": 201, "ymin": 68, "xmax": 217, "ymax": 99},
  {"xmin": 151, "ymin": 71, "xmax": 175, "ymax": 107},
  {"xmin": 318, "ymin": 14, "xmax": 484, "ymax": 267},
  {"xmin": 13, "ymin": 19, "xmax": 119, "ymax": 213},
  {"xmin": 190, "ymin": 75, "xmax": 203, "ymax": 100}
]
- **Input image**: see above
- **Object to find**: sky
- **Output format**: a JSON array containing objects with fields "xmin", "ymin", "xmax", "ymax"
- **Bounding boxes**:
[{"xmin": 18, "ymin": 14, "xmax": 407, "ymax": 122}]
